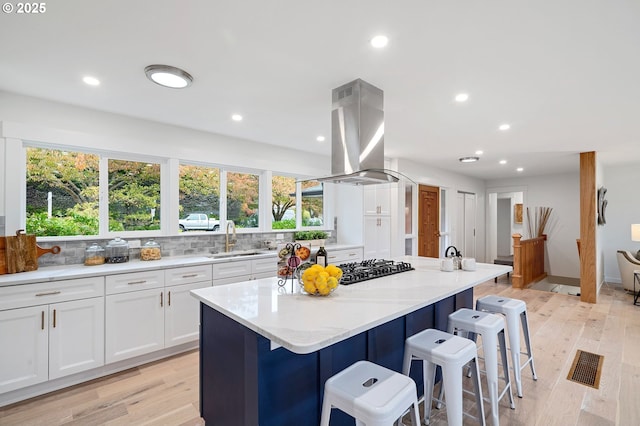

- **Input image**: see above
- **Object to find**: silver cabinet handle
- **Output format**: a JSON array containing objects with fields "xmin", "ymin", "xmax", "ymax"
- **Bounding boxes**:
[
  {"xmin": 160, "ymin": 292, "xmax": 163, "ymax": 307},
  {"xmin": 182, "ymin": 274, "xmax": 198, "ymax": 278},
  {"xmin": 53, "ymin": 309, "xmax": 57, "ymax": 328},
  {"xmin": 41, "ymin": 311, "xmax": 45, "ymax": 330},
  {"xmin": 168, "ymin": 291, "xmax": 171, "ymax": 306},
  {"xmin": 36, "ymin": 291, "xmax": 61, "ymax": 297},
  {"xmin": 128, "ymin": 280, "xmax": 147, "ymax": 285}
]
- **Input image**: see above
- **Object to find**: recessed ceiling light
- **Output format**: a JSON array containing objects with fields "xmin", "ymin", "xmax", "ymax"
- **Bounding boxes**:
[
  {"xmin": 231, "ymin": 114, "xmax": 243, "ymax": 122},
  {"xmin": 516, "ymin": 167, "xmax": 524, "ymax": 172},
  {"xmin": 83, "ymin": 76, "xmax": 100, "ymax": 86},
  {"xmin": 475, "ymin": 150, "xmax": 483, "ymax": 155},
  {"xmin": 144, "ymin": 64, "xmax": 193, "ymax": 89},
  {"xmin": 370, "ymin": 35, "xmax": 389, "ymax": 48},
  {"xmin": 455, "ymin": 93, "xmax": 469, "ymax": 102},
  {"xmin": 499, "ymin": 124, "xmax": 511, "ymax": 131},
  {"xmin": 316, "ymin": 136, "xmax": 325, "ymax": 142},
  {"xmin": 459, "ymin": 156, "xmax": 479, "ymax": 163},
  {"xmin": 499, "ymin": 160, "xmax": 507, "ymax": 165}
]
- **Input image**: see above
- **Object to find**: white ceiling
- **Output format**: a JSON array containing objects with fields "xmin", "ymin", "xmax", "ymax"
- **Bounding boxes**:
[{"xmin": 1, "ymin": 0, "xmax": 639, "ymax": 180}]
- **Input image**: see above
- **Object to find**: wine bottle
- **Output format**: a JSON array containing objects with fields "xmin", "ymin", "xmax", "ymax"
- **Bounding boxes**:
[{"xmin": 316, "ymin": 246, "xmax": 327, "ymax": 267}]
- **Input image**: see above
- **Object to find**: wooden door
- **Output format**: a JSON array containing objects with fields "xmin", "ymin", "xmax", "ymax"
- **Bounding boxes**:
[{"xmin": 418, "ymin": 185, "xmax": 440, "ymax": 258}]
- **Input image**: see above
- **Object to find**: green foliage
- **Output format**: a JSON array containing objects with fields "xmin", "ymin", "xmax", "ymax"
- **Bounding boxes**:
[
  {"xmin": 26, "ymin": 211, "xmax": 98, "ymax": 236},
  {"xmin": 294, "ymin": 230, "xmax": 328, "ymax": 240},
  {"xmin": 272, "ymin": 219, "xmax": 296, "ymax": 229}
]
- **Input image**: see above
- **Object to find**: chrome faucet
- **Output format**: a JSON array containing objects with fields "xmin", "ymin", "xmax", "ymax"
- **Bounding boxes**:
[{"xmin": 225, "ymin": 220, "xmax": 236, "ymax": 252}]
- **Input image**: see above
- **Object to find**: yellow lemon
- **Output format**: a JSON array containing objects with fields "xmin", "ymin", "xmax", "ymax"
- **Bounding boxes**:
[
  {"xmin": 318, "ymin": 286, "xmax": 331, "ymax": 296},
  {"xmin": 303, "ymin": 281, "xmax": 317, "ymax": 294},
  {"xmin": 327, "ymin": 276, "xmax": 338, "ymax": 289}
]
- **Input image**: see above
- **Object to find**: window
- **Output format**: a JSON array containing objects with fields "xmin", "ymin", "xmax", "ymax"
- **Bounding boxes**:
[
  {"xmin": 227, "ymin": 171, "xmax": 259, "ymax": 228},
  {"xmin": 301, "ymin": 181, "xmax": 323, "ymax": 227},
  {"xmin": 108, "ymin": 159, "xmax": 161, "ymax": 232},
  {"xmin": 272, "ymin": 175, "xmax": 296, "ymax": 229},
  {"xmin": 179, "ymin": 164, "xmax": 220, "ymax": 231},
  {"xmin": 26, "ymin": 147, "xmax": 100, "ymax": 236}
]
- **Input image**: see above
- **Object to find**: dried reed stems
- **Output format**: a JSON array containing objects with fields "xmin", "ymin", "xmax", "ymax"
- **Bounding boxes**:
[{"xmin": 526, "ymin": 206, "xmax": 553, "ymax": 238}]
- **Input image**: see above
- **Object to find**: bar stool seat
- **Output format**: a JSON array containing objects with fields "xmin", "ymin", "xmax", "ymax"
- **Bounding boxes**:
[
  {"xmin": 445, "ymin": 308, "xmax": 515, "ymax": 426},
  {"xmin": 476, "ymin": 295, "xmax": 538, "ymax": 398},
  {"xmin": 403, "ymin": 328, "xmax": 486, "ymax": 426},
  {"xmin": 320, "ymin": 360, "xmax": 420, "ymax": 426}
]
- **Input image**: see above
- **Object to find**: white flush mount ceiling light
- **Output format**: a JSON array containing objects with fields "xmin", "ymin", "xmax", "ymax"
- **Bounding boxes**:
[
  {"xmin": 459, "ymin": 156, "xmax": 479, "ymax": 163},
  {"xmin": 455, "ymin": 93, "xmax": 469, "ymax": 103},
  {"xmin": 516, "ymin": 167, "xmax": 524, "ymax": 172},
  {"xmin": 231, "ymin": 114, "xmax": 243, "ymax": 122},
  {"xmin": 499, "ymin": 160, "xmax": 507, "ymax": 165},
  {"xmin": 370, "ymin": 35, "xmax": 389, "ymax": 48},
  {"xmin": 83, "ymin": 76, "xmax": 100, "ymax": 86},
  {"xmin": 499, "ymin": 123, "xmax": 511, "ymax": 131},
  {"xmin": 316, "ymin": 136, "xmax": 325, "ymax": 142},
  {"xmin": 144, "ymin": 65, "xmax": 193, "ymax": 89},
  {"xmin": 475, "ymin": 150, "xmax": 483, "ymax": 155}
]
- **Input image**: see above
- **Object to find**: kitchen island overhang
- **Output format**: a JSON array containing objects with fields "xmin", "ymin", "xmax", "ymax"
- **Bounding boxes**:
[{"xmin": 191, "ymin": 257, "xmax": 512, "ymax": 426}]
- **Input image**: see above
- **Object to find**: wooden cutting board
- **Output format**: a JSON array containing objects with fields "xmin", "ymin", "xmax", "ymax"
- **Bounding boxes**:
[
  {"xmin": 0, "ymin": 237, "xmax": 6, "ymax": 275},
  {"xmin": 5, "ymin": 230, "xmax": 38, "ymax": 274}
]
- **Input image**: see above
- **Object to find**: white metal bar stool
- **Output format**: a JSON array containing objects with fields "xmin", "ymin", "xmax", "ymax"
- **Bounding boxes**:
[
  {"xmin": 403, "ymin": 328, "xmax": 486, "ymax": 426},
  {"xmin": 320, "ymin": 360, "xmax": 420, "ymax": 426},
  {"xmin": 444, "ymin": 308, "xmax": 515, "ymax": 426},
  {"xmin": 476, "ymin": 295, "xmax": 538, "ymax": 397}
]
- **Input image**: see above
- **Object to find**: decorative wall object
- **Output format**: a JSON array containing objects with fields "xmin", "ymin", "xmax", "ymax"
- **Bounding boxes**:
[
  {"xmin": 514, "ymin": 203, "xmax": 523, "ymax": 224},
  {"xmin": 597, "ymin": 187, "xmax": 607, "ymax": 225}
]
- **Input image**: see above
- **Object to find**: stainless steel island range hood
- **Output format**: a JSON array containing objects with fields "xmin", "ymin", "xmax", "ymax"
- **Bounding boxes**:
[{"xmin": 316, "ymin": 79, "xmax": 399, "ymax": 185}]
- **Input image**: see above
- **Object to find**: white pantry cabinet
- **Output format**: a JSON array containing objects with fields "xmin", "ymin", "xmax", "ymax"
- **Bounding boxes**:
[
  {"xmin": 0, "ymin": 277, "xmax": 104, "ymax": 394},
  {"xmin": 363, "ymin": 215, "xmax": 391, "ymax": 260},
  {"xmin": 364, "ymin": 184, "xmax": 391, "ymax": 216}
]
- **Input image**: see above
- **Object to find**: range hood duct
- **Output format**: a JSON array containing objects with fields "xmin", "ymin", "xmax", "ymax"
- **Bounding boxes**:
[{"xmin": 316, "ymin": 79, "xmax": 399, "ymax": 185}]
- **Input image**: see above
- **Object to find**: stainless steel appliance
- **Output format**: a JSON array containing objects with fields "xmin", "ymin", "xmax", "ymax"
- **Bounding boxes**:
[{"xmin": 338, "ymin": 259, "xmax": 414, "ymax": 285}]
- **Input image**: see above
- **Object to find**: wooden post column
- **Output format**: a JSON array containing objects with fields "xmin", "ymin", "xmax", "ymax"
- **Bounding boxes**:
[{"xmin": 512, "ymin": 233, "xmax": 523, "ymax": 289}]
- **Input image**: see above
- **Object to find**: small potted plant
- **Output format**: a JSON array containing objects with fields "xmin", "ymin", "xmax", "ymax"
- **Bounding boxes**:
[{"xmin": 294, "ymin": 230, "xmax": 328, "ymax": 247}]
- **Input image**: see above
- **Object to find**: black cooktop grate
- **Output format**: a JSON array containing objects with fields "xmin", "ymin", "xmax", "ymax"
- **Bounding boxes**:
[{"xmin": 338, "ymin": 259, "xmax": 414, "ymax": 285}]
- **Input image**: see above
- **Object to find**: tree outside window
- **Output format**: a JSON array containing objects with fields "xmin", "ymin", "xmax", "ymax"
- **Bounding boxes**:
[
  {"xmin": 301, "ymin": 181, "xmax": 323, "ymax": 227},
  {"xmin": 179, "ymin": 164, "xmax": 220, "ymax": 230},
  {"xmin": 272, "ymin": 175, "xmax": 296, "ymax": 229},
  {"xmin": 26, "ymin": 147, "xmax": 100, "ymax": 236},
  {"xmin": 108, "ymin": 159, "xmax": 161, "ymax": 232},
  {"xmin": 227, "ymin": 171, "xmax": 259, "ymax": 228}
]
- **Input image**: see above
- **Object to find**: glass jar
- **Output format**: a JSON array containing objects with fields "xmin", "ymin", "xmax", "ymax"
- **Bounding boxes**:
[
  {"xmin": 84, "ymin": 242, "xmax": 105, "ymax": 266},
  {"xmin": 141, "ymin": 239, "xmax": 161, "ymax": 261},
  {"xmin": 105, "ymin": 237, "xmax": 129, "ymax": 263}
]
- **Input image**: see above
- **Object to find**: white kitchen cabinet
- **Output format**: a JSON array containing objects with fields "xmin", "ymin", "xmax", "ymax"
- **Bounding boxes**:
[
  {"xmin": 326, "ymin": 247, "xmax": 363, "ymax": 264},
  {"xmin": 105, "ymin": 287, "xmax": 165, "ymax": 364},
  {"xmin": 212, "ymin": 258, "xmax": 276, "ymax": 285},
  {"xmin": 106, "ymin": 266, "xmax": 212, "ymax": 363},
  {"xmin": 364, "ymin": 184, "xmax": 391, "ymax": 216},
  {"xmin": 165, "ymin": 281, "xmax": 210, "ymax": 347},
  {"xmin": 0, "ymin": 306, "xmax": 48, "ymax": 393},
  {"xmin": 0, "ymin": 277, "xmax": 104, "ymax": 394},
  {"xmin": 363, "ymin": 215, "xmax": 391, "ymax": 260}
]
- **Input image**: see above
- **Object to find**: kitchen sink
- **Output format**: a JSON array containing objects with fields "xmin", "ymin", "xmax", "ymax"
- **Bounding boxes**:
[{"xmin": 208, "ymin": 249, "xmax": 269, "ymax": 259}]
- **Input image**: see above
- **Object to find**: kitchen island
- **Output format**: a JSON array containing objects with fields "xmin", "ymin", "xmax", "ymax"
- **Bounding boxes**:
[{"xmin": 190, "ymin": 256, "xmax": 511, "ymax": 426}]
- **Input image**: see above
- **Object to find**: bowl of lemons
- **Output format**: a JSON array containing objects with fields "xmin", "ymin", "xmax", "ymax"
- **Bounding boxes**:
[{"xmin": 299, "ymin": 264, "xmax": 343, "ymax": 296}]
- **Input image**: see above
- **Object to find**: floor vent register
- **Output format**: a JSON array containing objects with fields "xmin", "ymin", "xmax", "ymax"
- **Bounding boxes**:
[{"xmin": 567, "ymin": 349, "xmax": 604, "ymax": 389}]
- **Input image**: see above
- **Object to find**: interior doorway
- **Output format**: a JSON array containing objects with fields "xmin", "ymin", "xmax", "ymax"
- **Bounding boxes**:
[
  {"xmin": 456, "ymin": 192, "xmax": 477, "ymax": 258},
  {"xmin": 418, "ymin": 185, "xmax": 440, "ymax": 258},
  {"xmin": 486, "ymin": 188, "xmax": 525, "ymax": 264}
]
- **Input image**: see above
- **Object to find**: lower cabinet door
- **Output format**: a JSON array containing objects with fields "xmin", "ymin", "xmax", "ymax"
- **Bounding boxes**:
[
  {"xmin": 49, "ymin": 298, "xmax": 104, "ymax": 380},
  {"xmin": 165, "ymin": 281, "xmax": 211, "ymax": 348},
  {"xmin": 105, "ymin": 288, "xmax": 165, "ymax": 364},
  {"xmin": 0, "ymin": 306, "xmax": 48, "ymax": 393}
]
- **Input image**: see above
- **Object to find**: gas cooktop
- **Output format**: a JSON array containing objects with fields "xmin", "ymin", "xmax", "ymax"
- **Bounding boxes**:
[{"xmin": 337, "ymin": 259, "xmax": 414, "ymax": 285}]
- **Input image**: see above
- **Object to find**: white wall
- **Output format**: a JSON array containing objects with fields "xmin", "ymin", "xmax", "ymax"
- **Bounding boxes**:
[
  {"xmin": 397, "ymin": 158, "xmax": 487, "ymax": 262},
  {"xmin": 0, "ymin": 91, "xmax": 330, "ymax": 219},
  {"xmin": 601, "ymin": 164, "xmax": 640, "ymax": 283},
  {"xmin": 487, "ymin": 172, "xmax": 580, "ymax": 279}
]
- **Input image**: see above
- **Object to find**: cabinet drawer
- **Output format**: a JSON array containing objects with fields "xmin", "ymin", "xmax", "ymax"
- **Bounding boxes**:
[
  {"xmin": 106, "ymin": 270, "xmax": 164, "ymax": 295},
  {"xmin": 165, "ymin": 264, "xmax": 213, "ymax": 286},
  {"xmin": 327, "ymin": 248, "xmax": 363, "ymax": 264},
  {"xmin": 252, "ymin": 258, "xmax": 276, "ymax": 275},
  {"xmin": 0, "ymin": 277, "xmax": 104, "ymax": 311},
  {"xmin": 212, "ymin": 260, "xmax": 252, "ymax": 280}
]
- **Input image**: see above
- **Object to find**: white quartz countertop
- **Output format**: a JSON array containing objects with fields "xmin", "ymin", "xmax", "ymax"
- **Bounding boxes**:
[{"xmin": 191, "ymin": 256, "xmax": 512, "ymax": 354}]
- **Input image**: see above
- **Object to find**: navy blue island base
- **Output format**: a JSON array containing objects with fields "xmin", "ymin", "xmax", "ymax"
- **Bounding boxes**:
[{"xmin": 199, "ymin": 288, "xmax": 473, "ymax": 426}]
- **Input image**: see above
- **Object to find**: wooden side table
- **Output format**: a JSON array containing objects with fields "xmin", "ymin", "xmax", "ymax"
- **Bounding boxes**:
[{"xmin": 634, "ymin": 271, "xmax": 640, "ymax": 306}]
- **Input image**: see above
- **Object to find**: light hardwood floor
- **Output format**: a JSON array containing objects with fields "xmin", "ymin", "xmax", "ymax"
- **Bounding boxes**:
[{"xmin": 1, "ymin": 278, "xmax": 639, "ymax": 426}]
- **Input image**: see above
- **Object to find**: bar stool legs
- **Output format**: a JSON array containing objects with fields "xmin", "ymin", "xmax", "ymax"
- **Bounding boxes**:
[
  {"xmin": 476, "ymin": 295, "xmax": 538, "ymax": 398},
  {"xmin": 403, "ymin": 329, "xmax": 486, "ymax": 426},
  {"xmin": 444, "ymin": 308, "xmax": 515, "ymax": 426}
]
